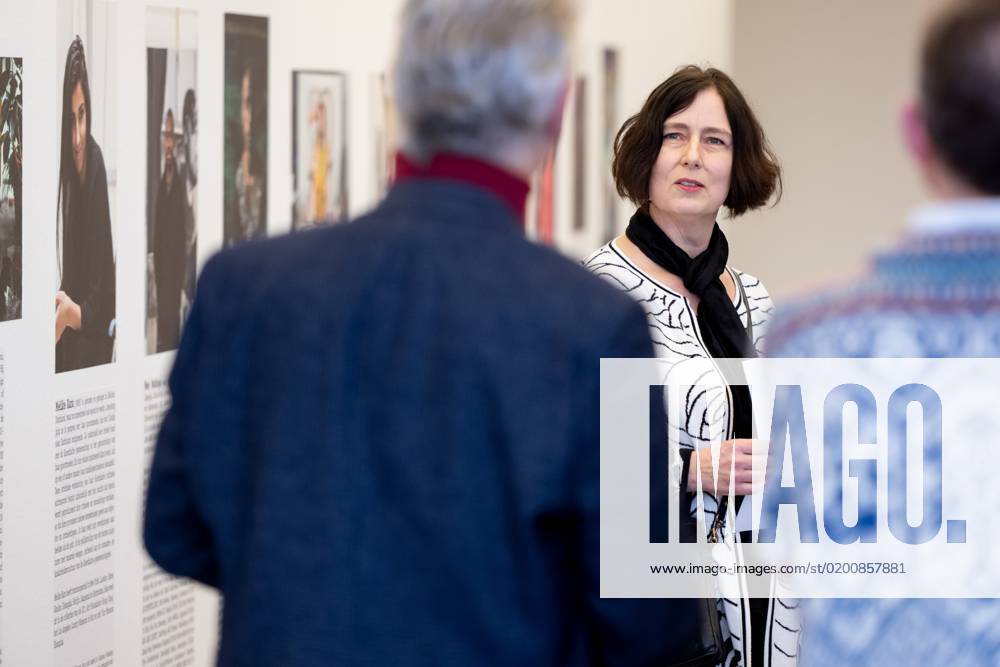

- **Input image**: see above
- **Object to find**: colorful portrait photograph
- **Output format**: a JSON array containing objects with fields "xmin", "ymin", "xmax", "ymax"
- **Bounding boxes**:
[{"xmin": 292, "ymin": 70, "xmax": 348, "ymax": 230}]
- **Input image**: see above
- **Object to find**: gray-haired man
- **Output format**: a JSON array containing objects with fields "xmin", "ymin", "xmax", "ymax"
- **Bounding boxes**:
[{"xmin": 145, "ymin": 1, "xmax": 701, "ymax": 664}]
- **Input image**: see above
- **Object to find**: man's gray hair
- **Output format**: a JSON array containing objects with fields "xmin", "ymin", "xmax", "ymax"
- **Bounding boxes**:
[{"xmin": 394, "ymin": 0, "xmax": 575, "ymax": 161}]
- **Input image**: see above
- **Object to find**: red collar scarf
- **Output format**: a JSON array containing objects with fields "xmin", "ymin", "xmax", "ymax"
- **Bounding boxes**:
[{"xmin": 394, "ymin": 152, "xmax": 530, "ymax": 228}]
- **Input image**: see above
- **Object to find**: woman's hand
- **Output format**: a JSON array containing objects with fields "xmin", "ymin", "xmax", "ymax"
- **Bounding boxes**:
[
  {"xmin": 686, "ymin": 438, "xmax": 759, "ymax": 496},
  {"xmin": 55, "ymin": 291, "xmax": 82, "ymax": 343}
]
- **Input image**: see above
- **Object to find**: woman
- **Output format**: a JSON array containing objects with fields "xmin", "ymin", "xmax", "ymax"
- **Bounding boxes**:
[
  {"xmin": 55, "ymin": 36, "xmax": 115, "ymax": 373},
  {"xmin": 584, "ymin": 66, "xmax": 794, "ymax": 666}
]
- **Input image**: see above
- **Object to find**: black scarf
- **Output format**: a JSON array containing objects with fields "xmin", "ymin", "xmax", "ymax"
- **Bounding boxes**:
[{"xmin": 625, "ymin": 208, "xmax": 755, "ymax": 439}]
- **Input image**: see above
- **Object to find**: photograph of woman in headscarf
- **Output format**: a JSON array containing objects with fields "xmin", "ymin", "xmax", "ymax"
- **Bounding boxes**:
[{"xmin": 55, "ymin": 35, "xmax": 115, "ymax": 373}]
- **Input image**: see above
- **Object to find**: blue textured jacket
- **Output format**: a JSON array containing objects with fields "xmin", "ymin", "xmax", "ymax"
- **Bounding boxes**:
[
  {"xmin": 766, "ymin": 204, "xmax": 1000, "ymax": 666},
  {"xmin": 144, "ymin": 178, "xmax": 699, "ymax": 666}
]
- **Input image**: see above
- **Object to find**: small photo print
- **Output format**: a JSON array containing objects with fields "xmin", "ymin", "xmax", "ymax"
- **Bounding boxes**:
[
  {"xmin": 0, "ymin": 57, "xmax": 22, "ymax": 323},
  {"xmin": 371, "ymin": 72, "xmax": 397, "ymax": 199},
  {"xmin": 292, "ymin": 70, "xmax": 348, "ymax": 230},
  {"xmin": 55, "ymin": 0, "xmax": 117, "ymax": 373},
  {"xmin": 223, "ymin": 13, "xmax": 268, "ymax": 247}
]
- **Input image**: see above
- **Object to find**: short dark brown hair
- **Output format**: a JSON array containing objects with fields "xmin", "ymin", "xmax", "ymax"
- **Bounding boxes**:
[
  {"xmin": 611, "ymin": 65, "xmax": 781, "ymax": 217},
  {"xmin": 921, "ymin": 0, "xmax": 1000, "ymax": 195}
]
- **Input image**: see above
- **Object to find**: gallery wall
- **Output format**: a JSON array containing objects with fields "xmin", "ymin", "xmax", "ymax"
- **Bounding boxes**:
[
  {"xmin": 0, "ymin": 0, "xmax": 735, "ymax": 664},
  {"xmin": 727, "ymin": 0, "xmax": 942, "ymax": 300}
]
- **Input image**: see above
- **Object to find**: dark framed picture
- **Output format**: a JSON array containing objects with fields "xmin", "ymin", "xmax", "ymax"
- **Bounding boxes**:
[
  {"xmin": 224, "ymin": 13, "xmax": 268, "ymax": 247},
  {"xmin": 146, "ymin": 7, "xmax": 198, "ymax": 354},
  {"xmin": 602, "ymin": 47, "xmax": 619, "ymax": 242},
  {"xmin": 0, "ymin": 56, "xmax": 22, "ymax": 324}
]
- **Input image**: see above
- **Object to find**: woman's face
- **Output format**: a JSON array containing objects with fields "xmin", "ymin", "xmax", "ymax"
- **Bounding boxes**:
[
  {"xmin": 70, "ymin": 81, "xmax": 88, "ymax": 181},
  {"xmin": 648, "ymin": 87, "xmax": 733, "ymax": 224}
]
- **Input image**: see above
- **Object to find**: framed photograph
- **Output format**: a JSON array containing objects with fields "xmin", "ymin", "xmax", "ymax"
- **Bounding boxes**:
[
  {"xmin": 224, "ymin": 13, "xmax": 268, "ymax": 247},
  {"xmin": 371, "ymin": 71, "xmax": 397, "ymax": 198},
  {"xmin": 534, "ymin": 147, "xmax": 556, "ymax": 245},
  {"xmin": 292, "ymin": 70, "xmax": 348, "ymax": 230},
  {"xmin": 0, "ymin": 57, "xmax": 22, "ymax": 324},
  {"xmin": 55, "ymin": 0, "xmax": 117, "ymax": 373},
  {"xmin": 602, "ymin": 48, "xmax": 619, "ymax": 242},
  {"xmin": 146, "ymin": 7, "xmax": 197, "ymax": 354},
  {"xmin": 572, "ymin": 75, "xmax": 587, "ymax": 232}
]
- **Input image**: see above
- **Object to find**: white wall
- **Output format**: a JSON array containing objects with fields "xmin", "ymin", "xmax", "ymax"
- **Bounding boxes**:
[{"xmin": 727, "ymin": 0, "xmax": 943, "ymax": 300}]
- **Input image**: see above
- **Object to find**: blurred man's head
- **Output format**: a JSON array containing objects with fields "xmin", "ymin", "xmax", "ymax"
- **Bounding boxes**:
[
  {"xmin": 903, "ymin": 0, "xmax": 1000, "ymax": 199},
  {"xmin": 393, "ymin": 0, "xmax": 575, "ymax": 177}
]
